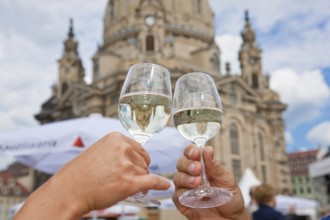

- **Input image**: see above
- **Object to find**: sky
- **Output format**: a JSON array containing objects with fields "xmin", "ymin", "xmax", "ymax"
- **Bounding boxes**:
[{"xmin": 0, "ymin": 0, "xmax": 329, "ymax": 169}]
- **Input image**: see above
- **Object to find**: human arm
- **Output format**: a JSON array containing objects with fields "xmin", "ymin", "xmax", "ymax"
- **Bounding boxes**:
[
  {"xmin": 14, "ymin": 132, "xmax": 170, "ymax": 220},
  {"xmin": 172, "ymin": 145, "xmax": 251, "ymax": 220}
]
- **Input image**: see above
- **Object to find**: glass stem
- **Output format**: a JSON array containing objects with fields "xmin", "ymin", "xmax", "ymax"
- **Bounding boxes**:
[
  {"xmin": 195, "ymin": 138, "xmax": 210, "ymax": 187},
  {"xmin": 134, "ymin": 134, "xmax": 150, "ymax": 145}
]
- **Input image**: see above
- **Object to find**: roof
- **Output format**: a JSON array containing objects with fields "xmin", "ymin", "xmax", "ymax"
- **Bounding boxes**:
[{"xmin": 288, "ymin": 149, "xmax": 319, "ymax": 159}]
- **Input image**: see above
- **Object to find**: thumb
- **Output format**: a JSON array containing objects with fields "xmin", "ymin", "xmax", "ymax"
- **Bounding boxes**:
[{"xmin": 203, "ymin": 146, "xmax": 236, "ymax": 189}]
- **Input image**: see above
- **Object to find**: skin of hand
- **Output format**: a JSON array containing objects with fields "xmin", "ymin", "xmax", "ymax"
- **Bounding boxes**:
[
  {"xmin": 172, "ymin": 145, "xmax": 251, "ymax": 220},
  {"xmin": 14, "ymin": 132, "xmax": 170, "ymax": 220}
]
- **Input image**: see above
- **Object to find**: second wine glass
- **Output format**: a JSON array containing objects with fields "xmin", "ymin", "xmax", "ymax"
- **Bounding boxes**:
[
  {"xmin": 118, "ymin": 63, "xmax": 172, "ymax": 207},
  {"xmin": 173, "ymin": 72, "xmax": 232, "ymax": 208}
]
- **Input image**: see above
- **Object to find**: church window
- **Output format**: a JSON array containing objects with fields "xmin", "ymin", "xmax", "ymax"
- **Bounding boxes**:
[
  {"xmin": 109, "ymin": 0, "xmax": 115, "ymax": 19},
  {"xmin": 128, "ymin": 37, "xmax": 138, "ymax": 45},
  {"xmin": 93, "ymin": 59, "xmax": 99, "ymax": 76},
  {"xmin": 258, "ymin": 133, "xmax": 265, "ymax": 161},
  {"xmin": 230, "ymin": 85, "xmax": 237, "ymax": 106},
  {"xmin": 146, "ymin": 35, "xmax": 155, "ymax": 51},
  {"xmin": 230, "ymin": 123, "xmax": 240, "ymax": 155},
  {"xmin": 196, "ymin": 0, "xmax": 202, "ymax": 14},
  {"xmin": 165, "ymin": 35, "xmax": 174, "ymax": 43},
  {"xmin": 211, "ymin": 53, "xmax": 220, "ymax": 71},
  {"xmin": 252, "ymin": 73, "xmax": 259, "ymax": 89},
  {"xmin": 261, "ymin": 165, "xmax": 267, "ymax": 183},
  {"xmin": 62, "ymin": 82, "xmax": 68, "ymax": 95},
  {"xmin": 232, "ymin": 159, "xmax": 241, "ymax": 181}
]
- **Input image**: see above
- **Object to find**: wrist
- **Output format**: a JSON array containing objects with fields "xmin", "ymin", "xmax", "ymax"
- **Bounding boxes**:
[
  {"xmin": 15, "ymin": 176, "xmax": 87, "ymax": 220},
  {"xmin": 45, "ymin": 176, "xmax": 88, "ymax": 218}
]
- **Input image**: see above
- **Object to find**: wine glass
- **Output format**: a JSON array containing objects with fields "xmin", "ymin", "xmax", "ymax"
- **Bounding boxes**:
[
  {"xmin": 118, "ymin": 63, "xmax": 172, "ymax": 207},
  {"xmin": 173, "ymin": 72, "xmax": 233, "ymax": 208}
]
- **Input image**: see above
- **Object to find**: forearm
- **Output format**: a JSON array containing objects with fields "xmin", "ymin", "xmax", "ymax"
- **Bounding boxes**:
[{"xmin": 14, "ymin": 173, "xmax": 88, "ymax": 220}]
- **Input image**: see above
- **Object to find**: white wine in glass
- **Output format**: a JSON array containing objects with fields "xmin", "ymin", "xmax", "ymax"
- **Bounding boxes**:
[
  {"xmin": 173, "ymin": 72, "xmax": 232, "ymax": 208},
  {"xmin": 118, "ymin": 63, "xmax": 172, "ymax": 207}
]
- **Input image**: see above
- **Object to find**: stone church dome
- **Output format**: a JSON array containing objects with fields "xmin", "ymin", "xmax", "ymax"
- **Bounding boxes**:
[{"xmin": 103, "ymin": 0, "xmax": 215, "ymax": 44}]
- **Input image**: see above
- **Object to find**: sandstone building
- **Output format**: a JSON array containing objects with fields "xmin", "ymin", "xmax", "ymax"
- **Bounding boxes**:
[{"xmin": 35, "ymin": 0, "xmax": 291, "ymax": 193}]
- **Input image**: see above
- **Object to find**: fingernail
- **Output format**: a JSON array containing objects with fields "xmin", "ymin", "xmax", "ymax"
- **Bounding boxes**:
[
  {"xmin": 188, "ymin": 148, "xmax": 195, "ymax": 158},
  {"xmin": 188, "ymin": 177, "xmax": 196, "ymax": 184},
  {"xmin": 188, "ymin": 163, "xmax": 196, "ymax": 174}
]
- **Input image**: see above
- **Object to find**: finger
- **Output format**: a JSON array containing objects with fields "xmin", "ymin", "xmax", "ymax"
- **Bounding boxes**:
[
  {"xmin": 183, "ymin": 144, "xmax": 200, "ymax": 161},
  {"xmin": 176, "ymin": 156, "xmax": 202, "ymax": 176},
  {"xmin": 172, "ymin": 187, "xmax": 189, "ymax": 205},
  {"xmin": 120, "ymin": 134, "xmax": 151, "ymax": 165},
  {"xmin": 173, "ymin": 171, "xmax": 201, "ymax": 189},
  {"xmin": 128, "ymin": 150, "xmax": 149, "ymax": 172},
  {"xmin": 137, "ymin": 174, "xmax": 171, "ymax": 191}
]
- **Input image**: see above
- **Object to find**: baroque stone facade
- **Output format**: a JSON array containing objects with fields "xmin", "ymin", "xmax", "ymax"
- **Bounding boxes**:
[{"xmin": 35, "ymin": 0, "xmax": 291, "ymax": 193}]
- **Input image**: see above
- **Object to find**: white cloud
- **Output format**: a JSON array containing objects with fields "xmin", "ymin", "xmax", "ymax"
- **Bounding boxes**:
[
  {"xmin": 270, "ymin": 69, "xmax": 330, "ymax": 127},
  {"xmin": 0, "ymin": 0, "xmax": 107, "ymax": 132},
  {"xmin": 215, "ymin": 34, "xmax": 242, "ymax": 74},
  {"xmin": 210, "ymin": 0, "xmax": 330, "ymax": 74},
  {"xmin": 285, "ymin": 131, "xmax": 293, "ymax": 145},
  {"xmin": 307, "ymin": 121, "xmax": 330, "ymax": 146}
]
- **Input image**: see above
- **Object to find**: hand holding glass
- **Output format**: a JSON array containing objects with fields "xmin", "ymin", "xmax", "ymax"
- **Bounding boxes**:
[
  {"xmin": 118, "ymin": 63, "xmax": 172, "ymax": 207},
  {"xmin": 173, "ymin": 72, "xmax": 232, "ymax": 208}
]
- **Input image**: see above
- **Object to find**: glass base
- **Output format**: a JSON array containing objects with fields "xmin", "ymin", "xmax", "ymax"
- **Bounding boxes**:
[
  {"xmin": 121, "ymin": 192, "xmax": 161, "ymax": 207},
  {"xmin": 179, "ymin": 186, "xmax": 233, "ymax": 208}
]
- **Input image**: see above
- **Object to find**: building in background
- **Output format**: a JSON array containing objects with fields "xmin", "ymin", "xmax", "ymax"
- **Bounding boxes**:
[
  {"xmin": 35, "ymin": 0, "xmax": 291, "ymax": 193},
  {"xmin": 0, "ymin": 166, "xmax": 31, "ymax": 220},
  {"xmin": 288, "ymin": 149, "xmax": 318, "ymax": 199},
  {"xmin": 0, "ymin": 163, "xmax": 51, "ymax": 219},
  {"xmin": 309, "ymin": 148, "xmax": 330, "ymax": 210}
]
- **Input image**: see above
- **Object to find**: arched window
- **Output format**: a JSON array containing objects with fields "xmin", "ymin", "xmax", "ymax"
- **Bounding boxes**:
[
  {"xmin": 109, "ymin": 0, "xmax": 115, "ymax": 18},
  {"xmin": 261, "ymin": 165, "xmax": 267, "ymax": 183},
  {"xmin": 146, "ymin": 35, "xmax": 154, "ymax": 51},
  {"xmin": 211, "ymin": 53, "xmax": 220, "ymax": 71},
  {"xmin": 252, "ymin": 73, "xmax": 259, "ymax": 89},
  {"xmin": 62, "ymin": 82, "xmax": 68, "ymax": 95},
  {"xmin": 93, "ymin": 59, "xmax": 99, "ymax": 76},
  {"xmin": 258, "ymin": 133, "xmax": 265, "ymax": 160},
  {"xmin": 196, "ymin": 0, "xmax": 202, "ymax": 14},
  {"xmin": 230, "ymin": 123, "xmax": 240, "ymax": 155},
  {"xmin": 232, "ymin": 159, "xmax": 241, "ymax": 181},
  {"xmin": 230, "ymin": 85, "xmax": 237, "ymax": 106}
]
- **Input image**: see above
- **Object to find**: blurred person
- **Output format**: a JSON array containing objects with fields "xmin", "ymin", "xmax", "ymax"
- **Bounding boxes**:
[
  {"xmin": 252, "ymin": 183, "xmax": 286, "ymax": 220},
  {"xmin": 172, "ymin": 144, "xmax": 251, "ymax": 220},
  {"xmin": 286, "ymin": 205, "xmax": 299, "ymax": 220},
  {"xmin": 14, "ymin": 133, "xmax": 249, "ymax": 220},
  {"xmin": 321, "ymin": 208, "xmax": 330, "ymax": 220},
  {"xmin": 321, "ymin": 215, "xmax": 330, "ymax": 220}
]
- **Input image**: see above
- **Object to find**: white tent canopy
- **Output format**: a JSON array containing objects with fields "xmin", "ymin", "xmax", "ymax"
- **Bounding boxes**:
[
  {"xmin": 0, "ymin": 114, "xmax": 190, "ymax": 175},
  {"xmin": 276, "ymin": 195, "xmax": 318, "ymax": 220},
  {"xmin": 238, "ymin": 168, "xmax": 261, "ymax": 206}
]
